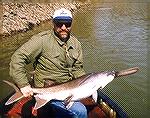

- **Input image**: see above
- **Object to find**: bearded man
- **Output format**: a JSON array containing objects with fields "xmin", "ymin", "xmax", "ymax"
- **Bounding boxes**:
[{"xmin": 9, "ymin": 8, "xmax": 87, "ymax": 118}]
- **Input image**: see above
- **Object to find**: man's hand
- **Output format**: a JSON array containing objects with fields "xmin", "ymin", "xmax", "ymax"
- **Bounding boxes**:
[{"xmin": 20, "ymin": 85, "xmax": 33, "ymax": 97}]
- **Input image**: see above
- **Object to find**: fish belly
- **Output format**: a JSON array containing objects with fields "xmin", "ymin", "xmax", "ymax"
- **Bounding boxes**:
[{"xmin": 35, "ymin": 90, "xmax": 71, "ymax": 101}]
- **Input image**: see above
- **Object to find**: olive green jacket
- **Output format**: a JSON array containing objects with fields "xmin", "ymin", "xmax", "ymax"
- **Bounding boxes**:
[{"xmin": 9, "ymin": 30, "xmax": 85, "ymax": 88}]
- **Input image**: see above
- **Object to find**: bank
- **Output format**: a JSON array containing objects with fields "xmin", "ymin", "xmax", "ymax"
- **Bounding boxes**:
[{"xmin": 1, "ymin": 1, "xmax": 90, "ymax": 36}]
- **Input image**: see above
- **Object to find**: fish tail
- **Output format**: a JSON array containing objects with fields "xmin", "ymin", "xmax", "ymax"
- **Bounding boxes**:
[{"xmin": 3, "ymin": 80, "xmax": 24, "ymax": 105}]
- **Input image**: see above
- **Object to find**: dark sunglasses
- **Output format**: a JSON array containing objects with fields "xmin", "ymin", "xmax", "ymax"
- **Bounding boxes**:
[{"xmin": 54, "ymin": 22, "xmax": 72, "ymax": 28}]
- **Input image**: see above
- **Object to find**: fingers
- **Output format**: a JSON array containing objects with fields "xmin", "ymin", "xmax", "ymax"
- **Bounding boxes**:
[{"xmin": 20, "ymin": 85, "xmax": 33, "ymax": 97}]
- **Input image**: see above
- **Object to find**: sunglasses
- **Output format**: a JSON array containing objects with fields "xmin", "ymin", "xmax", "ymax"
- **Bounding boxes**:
[{"xmin": 54, "ymin": 22, "xmax": 72, "ymax": 28}]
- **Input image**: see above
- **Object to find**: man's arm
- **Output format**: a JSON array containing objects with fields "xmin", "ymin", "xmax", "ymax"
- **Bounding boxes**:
[{"xmin": 9, "ymin": 35, "xmax": 43, "ymax": 88}]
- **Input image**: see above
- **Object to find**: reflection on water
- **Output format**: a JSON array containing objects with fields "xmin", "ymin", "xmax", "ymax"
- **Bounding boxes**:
[
  {"xmin": 94, "ymin": 3, "xmax": 148, "ymax": 117},
  {"xmin": 0, "ymin": 2, "xmax": 149, "ymax": 118}
]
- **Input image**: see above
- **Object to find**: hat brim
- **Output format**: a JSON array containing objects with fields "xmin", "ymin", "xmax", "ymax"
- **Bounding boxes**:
[{"xmin": 53, "ymin": 16, "xmax": 72, "ymax": 23}]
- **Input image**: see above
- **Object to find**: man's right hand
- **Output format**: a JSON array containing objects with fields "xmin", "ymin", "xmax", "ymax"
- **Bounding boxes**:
[{"xmin": 20, "ymin": 85, "xmax": 33, "ymax": 97}]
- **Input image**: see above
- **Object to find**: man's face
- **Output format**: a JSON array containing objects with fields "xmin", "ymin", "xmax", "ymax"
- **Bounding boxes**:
[{"xmin": 53, "ymin": 21, "xmax": 72, "ymax": 42}]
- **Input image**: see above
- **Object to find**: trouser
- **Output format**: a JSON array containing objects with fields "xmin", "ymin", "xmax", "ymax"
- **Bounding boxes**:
[
  {"xmin": 23, "ymin": 78, "xmax": 87, "ymax": 118},
  {"xmin": 22, "ymin": 99, "xmax": 87, "ymax": 118}
]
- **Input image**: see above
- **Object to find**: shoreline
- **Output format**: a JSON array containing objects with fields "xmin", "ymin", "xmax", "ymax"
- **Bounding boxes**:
[{"xmin": 1, "ymin": 2, "xmax": 90, "ymax": 36}]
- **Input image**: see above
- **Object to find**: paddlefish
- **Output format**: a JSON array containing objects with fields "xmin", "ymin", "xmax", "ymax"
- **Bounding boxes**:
[{"xmin": 3, "ymin": 67, "xmax": 139, "ymax": 110}]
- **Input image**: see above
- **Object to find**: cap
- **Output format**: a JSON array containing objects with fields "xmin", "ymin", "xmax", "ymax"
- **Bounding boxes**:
[{"xmin": 53, "ymin": 8, "xmax": 72, "ymax": 22}]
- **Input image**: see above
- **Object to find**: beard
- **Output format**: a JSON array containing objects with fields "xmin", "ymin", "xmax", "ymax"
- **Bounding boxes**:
[{"xmin": 54, "ymin": 29, "xmax": 70, "ymax": 42}]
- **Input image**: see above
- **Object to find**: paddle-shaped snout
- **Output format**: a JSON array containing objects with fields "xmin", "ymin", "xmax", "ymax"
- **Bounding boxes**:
[{"xmin": 115, "ymin": 67, "xmax": 139, "ymax": 77}]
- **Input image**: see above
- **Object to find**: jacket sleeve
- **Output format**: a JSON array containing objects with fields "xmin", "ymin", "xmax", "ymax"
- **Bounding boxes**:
[
  {"xmin": 9, "ymin": 35, "xmax": 43, "ymax": 88},
  {"xmin": 72, "ymin": 42, "xmax": 86, "ymax": 78}
]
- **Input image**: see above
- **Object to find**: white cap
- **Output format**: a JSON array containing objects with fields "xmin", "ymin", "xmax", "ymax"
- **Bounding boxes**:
[{"xmin": 53, "ymin": 8, "xmax": 72, "ymax": 21}]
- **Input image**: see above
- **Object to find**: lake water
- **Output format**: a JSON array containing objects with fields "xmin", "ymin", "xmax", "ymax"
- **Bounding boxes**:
[{"xmin": 0, "ymin": 2, "xmax": 149, "ymax": 117}]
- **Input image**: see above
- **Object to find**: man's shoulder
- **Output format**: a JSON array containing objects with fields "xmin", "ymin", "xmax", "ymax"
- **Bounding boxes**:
[{"xmin": 32, "ymin": 30, "xmax": 52, "ymax": 38}]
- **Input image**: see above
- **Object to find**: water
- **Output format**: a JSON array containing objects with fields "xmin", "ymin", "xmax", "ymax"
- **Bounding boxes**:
[
  {"xmin": 73, "ymin": 2, "xmax": 149, "ymax": 117},
  {"xmin": 0, "ymin": 2, "xmax": 149, "ymax": 117}
]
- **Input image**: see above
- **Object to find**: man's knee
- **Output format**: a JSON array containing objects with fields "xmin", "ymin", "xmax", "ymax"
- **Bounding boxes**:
[{"xmin": 70, "ymin": 102, "xmax": 87, "ymax": 118}]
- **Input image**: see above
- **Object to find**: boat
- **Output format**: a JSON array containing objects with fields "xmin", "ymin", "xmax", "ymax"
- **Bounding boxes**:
[{"xmin": 0, "ymin": 90, "xmax": 128, "ymax": 118}]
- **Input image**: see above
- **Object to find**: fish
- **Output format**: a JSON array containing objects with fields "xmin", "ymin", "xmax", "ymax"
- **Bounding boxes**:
[{"xmin": 3, "ymin": 67, "xmax": 139, "ymax": 110}]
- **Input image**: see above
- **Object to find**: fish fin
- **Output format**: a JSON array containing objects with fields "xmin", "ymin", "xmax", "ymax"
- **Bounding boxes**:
[
  {"xmin": 5, "ymin": 91, "xmax": 24, "ymax": 105},
  {"xmin": 34, "ymin": 95, "xmax": 49, "ymax": 109},
  {"xmin": 66, "ymin": 101, "xmax": 74, "ymax": 109},
  {"xmin": 92, "ymin": 91, "xmax": 98, "ymax": 103},
  {"xmin": 3, "ymin": 80, "xmax": 24, "ymax": 105},
  {"xmin": 64, "ymin": 95, "xmax": 73, "ymax": 105},
  {"xmin": 64, "ymin": 95, "xmax": 74, "ymax": 109}
]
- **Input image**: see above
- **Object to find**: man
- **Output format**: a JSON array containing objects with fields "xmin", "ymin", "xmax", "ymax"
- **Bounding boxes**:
[{"xmin": 9, "ymin": 8, "xmax": 87, "ymax": 118}]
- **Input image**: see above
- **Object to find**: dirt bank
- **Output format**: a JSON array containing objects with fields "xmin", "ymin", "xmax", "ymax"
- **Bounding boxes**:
[{"xmin": 1, "ymin": 2, "xmax": 90, "ymax": 36}]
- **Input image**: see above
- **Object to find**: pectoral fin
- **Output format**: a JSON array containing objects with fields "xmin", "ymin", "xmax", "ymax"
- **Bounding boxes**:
[
  {"xmin": 64, "ymin": 95, "xmax": 74, "ymax": 109},
  {"xmin": 64, "ymin": 95, "xmax": 73, "ymax": 104},
  {"xmin": 92, "ymin": 91, "xmax": 98, "ymax": 103}
]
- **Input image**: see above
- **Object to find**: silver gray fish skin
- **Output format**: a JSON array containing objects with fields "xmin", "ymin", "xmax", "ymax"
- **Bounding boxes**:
[{"xmin": 32, "ymin": 72, "xmax": 115, "ymax": 109}]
